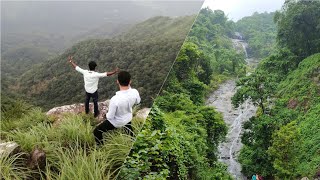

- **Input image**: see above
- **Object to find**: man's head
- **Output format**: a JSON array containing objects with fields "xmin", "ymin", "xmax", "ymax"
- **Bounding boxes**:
[
  {"xmin": 117, "ymin": 71, "xmax": 131, "ymax": 86},
  {"xmin": 88, "ymin": 61, "xmax": 97, "ymax": 71}
]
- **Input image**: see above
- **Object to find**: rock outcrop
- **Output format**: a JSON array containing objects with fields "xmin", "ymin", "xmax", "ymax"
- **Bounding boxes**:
[
  {"xmin": 46, "ymin": 100, "xmax": 151, "ymax": 123},
  {"xmin": 47, "ymin": 100, "xmax": 109, "ymax": 123}
]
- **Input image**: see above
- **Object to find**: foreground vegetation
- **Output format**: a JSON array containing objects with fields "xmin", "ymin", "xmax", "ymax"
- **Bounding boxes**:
[
  {"xmin": 0, "ymin": 97, "xmax": 144, "ymax": 179},
  {"xmin": 232, "ymin": 0, "xmax": 320, "ymax": 179}
]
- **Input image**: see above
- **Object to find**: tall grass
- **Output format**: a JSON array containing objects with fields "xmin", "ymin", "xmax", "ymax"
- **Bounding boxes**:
[
  {"xmin": 0, "ymin": 152, "xmax": 30, "ymax": 179},
  {"xmin": 2, "ymin": 108, "xmax": 52, "ymax": 134},
  {"xmin": 1, "ymin": 105, "xmax": 145, "ymax": 179}
]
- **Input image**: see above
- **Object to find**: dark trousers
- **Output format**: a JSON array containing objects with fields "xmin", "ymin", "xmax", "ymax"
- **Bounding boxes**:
[
  {"xmin": 85, "ymin": 91, "xmax": 99, "ymax": 117},
  {"xmin": 93, "ymin": 120, "xmax": 133, "ymax": 145}
]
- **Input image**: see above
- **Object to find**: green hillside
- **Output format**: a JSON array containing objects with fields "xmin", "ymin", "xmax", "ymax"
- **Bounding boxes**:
[
  {"xmin": 238, "ymin": 54, "xmax": 320, "ymax": 178},
  {"xmin": 8, "ymin": 15, "xmax": 196, "ymax": 110}
]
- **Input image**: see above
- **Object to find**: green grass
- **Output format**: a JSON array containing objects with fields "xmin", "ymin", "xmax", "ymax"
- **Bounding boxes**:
[
  {"xmin": 0, "ymin": 152, "xmax": 30, "ymax": 180},
  {"xmin": 1, "ymin": 102, "xmax": 145, "ymax": 179}
]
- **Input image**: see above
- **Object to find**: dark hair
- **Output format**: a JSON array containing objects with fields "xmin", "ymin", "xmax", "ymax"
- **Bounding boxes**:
[
  {"xmin": 88, "ymin": 61, "xmax": 97, "ymax": 70},
  {"xmin": 118, "ymin": 71, "xmax": 131, "ymax": 86}
]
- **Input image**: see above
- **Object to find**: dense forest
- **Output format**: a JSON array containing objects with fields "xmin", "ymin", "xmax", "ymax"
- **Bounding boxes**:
[
  {"xmin": 119, "ymin": 8, "xmax": 247, "ymax": 179},
  {"xmin": 232, "ymin": 0, "xmax": 320, "ymax": 179},
  {"xmin": 2, "ymin": 16, "xmax": 196, "ymax": 109}
]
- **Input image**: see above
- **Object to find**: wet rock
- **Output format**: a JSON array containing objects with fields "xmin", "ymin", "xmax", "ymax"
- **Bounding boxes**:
[{"xmin": 0, "ymin": 141, "xmax": 20, "ymax": 157}]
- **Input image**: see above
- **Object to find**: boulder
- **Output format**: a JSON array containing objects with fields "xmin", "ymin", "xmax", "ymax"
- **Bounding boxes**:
[
  {"xmin": 135, "ymin": 108, "xmax": 151, "ymax": 120},
  {"xmin": 46, "ymin": 100, "xmax": 110, "ymax": 123},
  {"xmin": 0, "ymin": 141, "xmax": 20, "ymax": 158},
  {"xmin": 28, "ymin": 148, "xmax": 46, "ymax": 170}
]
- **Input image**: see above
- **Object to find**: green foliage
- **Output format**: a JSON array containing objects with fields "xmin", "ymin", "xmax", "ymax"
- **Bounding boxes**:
[
  {"xmin": 235, "ymin": 12, "xmax": 277, "ymax": 58},
  {"xmin": 1, "ymin": 96, "xmax": 33, "ymax": 120},
  {"xmin": 238, "ymin": 54, "xmax": 320, "ymax": 178},
  {"xmin": 1, "ymin": 46, "xmax": 55, "ymax": 77},
  {"xmin": 267, "ymin": 121, "xmax": 300, "ymax": 178},
  {"xmin": 189, "ymin": 8, "xmax": 245, "ymax": 78},
  {"xmin": 232, "ymin": 69, "xmax": 278, "ymax": 113},
  {"xmin": 0, "ymin": 152, "xmax": 31, "ymax": 180},
  {"xmin": 274, "ymin": 0, "xmax": 320, "ymax": 60},
  {"xmin": 120, "ymin": 104, "xmax": 228, "ymax": 179}
]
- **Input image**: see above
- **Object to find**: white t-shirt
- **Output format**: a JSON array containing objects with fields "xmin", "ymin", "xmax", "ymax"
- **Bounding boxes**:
[
  {"xmin": 76, "ymin": 66, "xmax": 107, "ymax": 93},
  {"xmin": 107, "ymin": 88, "xmax": 141, "ymax": 127}
]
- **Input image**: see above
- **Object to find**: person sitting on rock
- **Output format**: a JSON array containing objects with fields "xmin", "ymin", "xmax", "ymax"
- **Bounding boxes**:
[
  {"xmin": 68, "ymin": 55, "xmax": 118, "ymax": 117},
  {"xmin": 93, "ymin": 71, "xmax": 140, "ymax": 145}
]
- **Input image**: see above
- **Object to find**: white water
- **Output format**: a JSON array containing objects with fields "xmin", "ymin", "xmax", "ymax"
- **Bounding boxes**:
[{"xmin": 206, "ymin": 38, "xmax": 258, "ymax": 179}]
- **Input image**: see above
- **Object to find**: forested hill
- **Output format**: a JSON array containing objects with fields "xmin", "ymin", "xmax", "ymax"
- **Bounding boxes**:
[
  {"xmin": 118, "ymin": 16, "xmax": 196, "ymax": 42},
  {"xmin": 10, "ymin": 15, "xmax": 196, "ymax": 110}
]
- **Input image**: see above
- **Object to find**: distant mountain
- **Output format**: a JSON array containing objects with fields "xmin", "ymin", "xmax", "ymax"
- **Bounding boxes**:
[
  {"xmin": 10, "ymin": 15, "xmax": 196, "ymax": 110},
  {"xmin": 118, "ymin": 16, "xmax": 196, "ymax": 41},
  {"xmin": 1, "ymin": 46, "xmax": 55, "ymax": 77},
  {"xmin": 70, "ymin": 22, "xmax": 133, "ymax": 43}
]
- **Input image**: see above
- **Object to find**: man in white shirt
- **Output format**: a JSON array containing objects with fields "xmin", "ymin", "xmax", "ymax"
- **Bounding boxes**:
[
  {"xmin": 68, "ymin": 56, "xmax": 118, "ymax": 117},
  {"xmin": 93, "ymin": 71, "xmax": 141, "ymax": 145}
]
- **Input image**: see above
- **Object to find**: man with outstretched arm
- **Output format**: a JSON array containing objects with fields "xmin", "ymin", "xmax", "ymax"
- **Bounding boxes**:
[
  {"xmin": 93, "ymin": 71, "xmax": 141, "ymax": 145},
  {"xmin": 68, "ymin": 56, "xmax": 119, "ymax": 117}
]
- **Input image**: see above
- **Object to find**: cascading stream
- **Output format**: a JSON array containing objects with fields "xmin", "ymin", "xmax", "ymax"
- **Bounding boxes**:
[{"xmin": 206, "ymin": 37, "xmax": 258, "ymax": 179}]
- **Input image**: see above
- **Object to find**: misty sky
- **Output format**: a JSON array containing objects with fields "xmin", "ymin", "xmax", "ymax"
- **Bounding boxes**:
[
  {"xmin": 2, "ymin": 1, "xmax": 203, "ymax": 36},
  {"xmin": 202, "ymin": 0, "xmax": 285, "ymax": 21}
]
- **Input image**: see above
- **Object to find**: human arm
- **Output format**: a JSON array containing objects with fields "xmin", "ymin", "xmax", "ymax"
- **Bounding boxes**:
[
  {"xmin": 68, "ymin": 56, "xmax": 77, "ymax": 69},
  {"xmin": 68, "ymin": 56, "xmax": 85, "ymax": 74},
  {"xmin": 106, "ymin": 67, "xmax": 119, "ymax": 76},
  {"xmin": 96, "ymin": 67, "xmax": 119, "ymax": 77}
]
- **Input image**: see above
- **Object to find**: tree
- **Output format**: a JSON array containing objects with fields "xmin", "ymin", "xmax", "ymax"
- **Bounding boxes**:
[
  {"xmin": 267, "ymin": 121, "xmax": 300, "ymax": 178},
  {"xmin": 274, "ymin": 0, "xmax": 320, "ymax": 61},
  {"xmin": 232, "ymin": 70, "xmax": 277, "ymax": 114}
]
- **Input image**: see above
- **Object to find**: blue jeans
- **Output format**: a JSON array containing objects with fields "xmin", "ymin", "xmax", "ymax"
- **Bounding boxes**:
[{"xmin": 85, "ymin": 91, "xmax": 99, "ymax": 117}]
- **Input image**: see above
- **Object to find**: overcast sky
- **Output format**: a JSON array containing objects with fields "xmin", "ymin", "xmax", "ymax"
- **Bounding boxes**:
[{"xmin": 202, "ymin": 0, "xmax": 285, "ymax": 21}]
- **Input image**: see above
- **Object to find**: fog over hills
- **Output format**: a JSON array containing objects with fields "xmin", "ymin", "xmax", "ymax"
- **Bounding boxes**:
[{"xmin": 2, "ymin": 1, "xmax": 203, "ymax": 53}]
